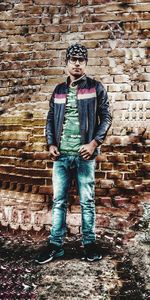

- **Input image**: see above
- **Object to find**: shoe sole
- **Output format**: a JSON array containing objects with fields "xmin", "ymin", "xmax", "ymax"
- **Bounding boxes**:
[
  {"xmin": 87, "ymin": 255, "xmax": 102, "ymax": 262},
  {"xmin": 81, "ymin": 255, "xmax": 102, "ymax": 262},
  {"xmin": 35, "ymin": 250, "xmax": 64, "ymax": 264}
]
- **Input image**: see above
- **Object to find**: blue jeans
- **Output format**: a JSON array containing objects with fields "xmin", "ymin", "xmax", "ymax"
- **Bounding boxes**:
[{"xmin": 49, "ymin": 155, "xmax": 96, "ymax": 246}]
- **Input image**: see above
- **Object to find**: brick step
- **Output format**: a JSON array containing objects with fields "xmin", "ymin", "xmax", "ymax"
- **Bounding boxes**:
[
  {"xmin": 39, "ymin": 186, "xmax": 53, "ymax": 194},
  {"xmin": 68, "ymin": 206, "xmax": 143, "ymax": 231},
  {"xmin": 102, "ymin": 144, "xmax": 145, "ymax": 153},
  {"xmin": 0, "ymin": 116, "xmax": 27, "ymax": 125},
  {"xmin": 0, "ymin": 131, "xmax": 30, "ymax": 141},
  {"xmin": 14, "ymin": 158, "xmax": 47, "ymax": 169},
  {"xmin": 0, "ymin": 148, "xmax": 23, "ymax": 157},
  {"xmin": 0, "ymin": 165, "xmax": 51, "ymax": 177},
  {"xmin": 0, "ymin": 173, "xmax": 45, "ymax": 185},
  {"xmin": 0, "ymin": 180, "xmax": 42, "ymax": 193},
  {"xmin": 0, "ymin": 125, "xmax": 22, "ymax": 131},
  {"xmin": 0, "ymin": 141, "xmax": 26, "ymax": 149},
  {"xmin": 0, "ymin": 117, "xmax": 46, "ymax": 128},
  {"xmin": 28, "ymin": 136, "xmax": 46, "ymax": 143}
]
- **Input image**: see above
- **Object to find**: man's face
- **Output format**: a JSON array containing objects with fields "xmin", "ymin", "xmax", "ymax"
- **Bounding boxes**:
[{"xmin": 66, "ymin": 56, "xmax": 86, "ymax": 79}]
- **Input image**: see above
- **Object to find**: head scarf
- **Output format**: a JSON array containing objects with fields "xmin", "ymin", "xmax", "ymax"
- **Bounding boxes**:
[{"xmin": 66, "ymin": 43, "xmax": 88, "ymax": 61}]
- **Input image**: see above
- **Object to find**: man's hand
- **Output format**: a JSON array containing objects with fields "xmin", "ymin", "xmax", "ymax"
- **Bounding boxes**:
[
  {"xmin": 79, "ymin": 140, "xmax": 98, "ymax": 160},
  {"xmin": 49, "ymin": 145, "xmax": 60, "ymax": 161}
]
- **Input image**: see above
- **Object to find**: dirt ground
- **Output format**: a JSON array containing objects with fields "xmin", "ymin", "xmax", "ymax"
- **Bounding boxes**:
[{"xmin": 0, "ymin": 222, "xmax": 149, "ymax": 300}]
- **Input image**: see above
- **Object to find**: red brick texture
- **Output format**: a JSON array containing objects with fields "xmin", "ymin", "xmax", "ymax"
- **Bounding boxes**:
[{"xmin": 0, "ymin": 0, "xmax": 149, "ymax": 238}]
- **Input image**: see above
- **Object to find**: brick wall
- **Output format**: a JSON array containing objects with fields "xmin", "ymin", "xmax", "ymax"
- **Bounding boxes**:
[{"xmin": 0, "ymin": 0, "xmax": 149, "ymax": 239}]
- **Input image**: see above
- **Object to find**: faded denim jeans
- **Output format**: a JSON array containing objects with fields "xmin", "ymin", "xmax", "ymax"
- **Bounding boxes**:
[{"xmin": 49, "ymin": 155, "xmax": 96, "ymax": 246}]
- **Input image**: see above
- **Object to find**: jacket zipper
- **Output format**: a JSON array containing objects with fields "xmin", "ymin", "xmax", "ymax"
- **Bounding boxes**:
[
  {"xmin": 57, "ymin": 89, "xmax": 68, "ymax": 147},
  {"xmin": 76, "ymin": 87, "xmax": 83, "ymax": 145}
]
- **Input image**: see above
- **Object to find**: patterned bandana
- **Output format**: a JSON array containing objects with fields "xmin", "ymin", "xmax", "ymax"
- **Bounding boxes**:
[{"xmin": 66, "ymin": 43, "xmax": 88, "ymax": 61}]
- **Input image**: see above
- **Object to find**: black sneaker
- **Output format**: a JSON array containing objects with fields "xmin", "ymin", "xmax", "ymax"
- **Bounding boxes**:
[
  {"xmin": 82, "ymin": 242, "xmax": 102, "ymax": 262},
  {"xmin": 35, "ymin": 243, "xmax": 64, "ymax": 264}
]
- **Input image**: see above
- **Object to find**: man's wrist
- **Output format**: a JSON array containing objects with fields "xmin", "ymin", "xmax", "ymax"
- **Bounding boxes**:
[
  {"xmin": 90, "ymin": 139, "xmax": 99, "ymax": 148},
  {"xmin": 93, "ymin": 139, "xmax": 102, "ymax": 146}
]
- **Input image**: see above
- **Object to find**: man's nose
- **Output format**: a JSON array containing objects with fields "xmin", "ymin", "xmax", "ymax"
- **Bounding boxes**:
[{"xmin": 75, "ymin": 59, "xmax": 80, "ymax": 65}]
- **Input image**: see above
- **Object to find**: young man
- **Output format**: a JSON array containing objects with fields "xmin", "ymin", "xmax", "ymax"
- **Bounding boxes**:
[{"xmin": 36, "ymin": 43, "xmax": 112, "ymax": 264}]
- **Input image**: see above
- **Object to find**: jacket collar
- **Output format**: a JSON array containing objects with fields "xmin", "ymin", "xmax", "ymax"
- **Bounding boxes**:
[{"xmin": 66, "ymin": 74, "xmax": 87, "ymax": 87}]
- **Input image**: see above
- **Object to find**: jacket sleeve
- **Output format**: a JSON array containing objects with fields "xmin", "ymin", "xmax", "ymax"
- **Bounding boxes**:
[
  {"xmin": 94, "ymin": 82, "xmax": 112, "ymax": 145},
  {"xmin": 45, "ymin": 89, "xmax": 56, "ymax": 146}
]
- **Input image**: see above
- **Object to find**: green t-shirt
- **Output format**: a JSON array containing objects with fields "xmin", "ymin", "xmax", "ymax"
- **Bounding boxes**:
[{"xmin": 60, "ymin": 86, "xmax": 81, "ymax": 155}]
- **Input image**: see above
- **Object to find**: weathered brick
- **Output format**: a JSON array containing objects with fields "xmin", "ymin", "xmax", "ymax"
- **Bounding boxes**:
[
  {"xmin": 143, "ymin": 154, "xmax": 150, "ymax": 163},
  {"xmin": 124, "ymin": 172, "xmax": 138, "ymax": 180},
  {"xmin": 141, "ymin": 163, "xmax": 150, "ymax": 172},
  {"xmin": 115, "ymin": 218, "xmax": 128, "ymax": 230},
  {"xmin": 109, "ymin": 188, "xmax": 120, "ymax": 197},
  {"xmin": 96, "ymin": 215, "xmax": 110, "ymax": 228},
  {"xmin": 139, "ymin": 21, "xmax": 150, "ymax": 29},
  {"xmin": 82, "ymin": 40, "xmax": 98, "ymax": 48},
  {"xmin": 95, "ymin": 188, "xmax": 108, "ymax": 196},
  {"xmin": 67, "ymin": 212, "xmax": 81, "ymax": 226},
  {"xmin": 29, "ymin": 5, "xmax": 43, "ymax": 14},
  {"xmin": 107, "ymin": 171, "xmax": 123, "ymax": 180},
  {"xmin": 35, "ymin": 0, "xmax": 78, "ymax": 4},
  {"xmin": 0, "ymin": 173, "xmax": 45, "ymax": 185},
  {"xmin": 116, "ymin": 180, "xmax": 135, "ymax": 190},
  {"xmin": 96, "ymin": 154, "xmax": 107, "ymax": 163},
  {"xmin": 131, "ymin": 3, "xmax": 150, "ymax": 12},
  {"xmin": 39, "ymin": 186, "xmax": 52, "ymax": 195},
  {"xmin": 45, "ymin": 25, "xmax": 68, "ymax": 33},
  {"xmin": 114, "ymin": 75, "xmax": 129, "ymax": 83},
  {"xmin": 127, "ymin": 92, "xmax": 149, "ymax": 100},
  {"xmin": 99, "ymin": 197, "xmax": 112, "ymax": 207},
  {"xmin": 80, "ymin": 0, "xmax": 88, "ymax": 5},
  {"xmin": 86, "ymin": 66, "xmax": 109, "ymax": 75},
  {"xmin": 100, "ymin": 179, "xmax": 114, "ymax": 189},
  {"xmin": 107, "ymin": 154, "xmax": 126, "ymax": 163},
  {"xmin": 127, "ymin": 153, "xmax": 143, "ymax": 162},
  {"xmin": 0, "ymin": 131, "xmax": 30, "ymax": 141},
  {"xmin": 101, "ymin": 162, "xmax": 113, "ymax": 170},
  {"xmin": 24, "ymin": 143, "xmax": 46, "ymax": 152},
  {"xmin": 85, "ymin": 31, "xmax": 110, "ymax": 39},
  {"xmin": 95, "ymin": 3, "xmax": 123, "ymax": 13},
  {"xmin": 113, "ymin": 197, "xmax": 129, "ymax": 208}
]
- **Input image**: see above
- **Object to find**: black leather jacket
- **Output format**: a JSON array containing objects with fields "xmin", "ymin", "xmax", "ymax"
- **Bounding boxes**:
[{"xmin": 46, "ymin": 75, "xmax": 112, "ymax": 156}]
